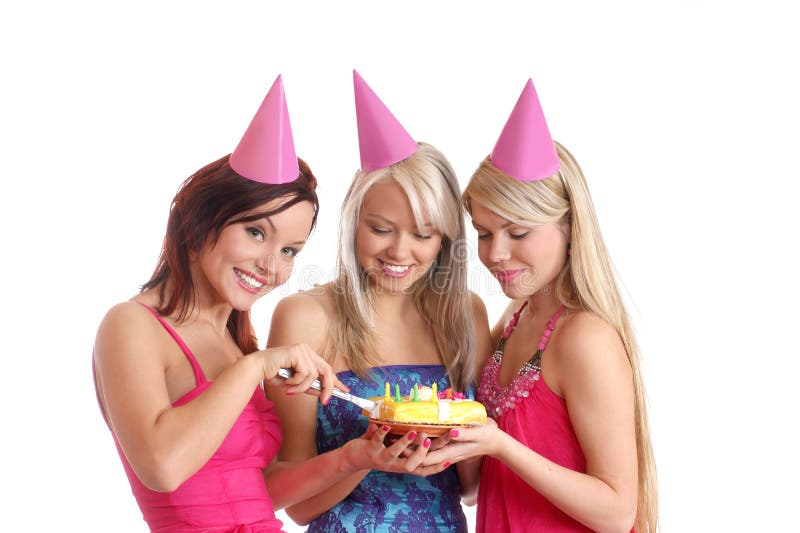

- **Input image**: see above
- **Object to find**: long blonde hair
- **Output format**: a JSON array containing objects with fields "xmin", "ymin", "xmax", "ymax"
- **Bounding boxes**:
[
  {"xmin": 463, "ymin": 142, "xmax": 658, "ymax": 532},
  {"xmin": 331, "ymin": 142, "xmax": 475, "ymax": 391}
]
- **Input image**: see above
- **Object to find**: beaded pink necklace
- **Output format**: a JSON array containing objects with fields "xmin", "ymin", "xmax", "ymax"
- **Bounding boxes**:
[{"xmin": 477, "ymin": 301, "xmax": 567, "ymax": 419}]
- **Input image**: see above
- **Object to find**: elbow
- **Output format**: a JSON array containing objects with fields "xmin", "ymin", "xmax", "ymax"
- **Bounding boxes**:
[
  {"xmin": 596, "ymin": 506, "xmax": 636, "ymax": 533},
  {"xmin": 283, "ymin": 506, "xmax": 318, "ymax": 527},
  {"xmin": 132, "ymin": 451, "xmax": 190, "ymax": 493},
  {"xmin": 459, "ymin": 481, "xmax": 479, "ymax": 507},
  {"xmin": 461, "ymin": 493, "xmax": 478, "ymax": 507}
]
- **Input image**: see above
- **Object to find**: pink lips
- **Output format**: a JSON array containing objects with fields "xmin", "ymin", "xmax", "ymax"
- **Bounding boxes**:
[
  {"xmin": 234, "ymin": 267, "xmax": 269, "ymax": 295},
  {"xmin": 493, "ymin": 269, "xmax": 523, "ymax": 283}
]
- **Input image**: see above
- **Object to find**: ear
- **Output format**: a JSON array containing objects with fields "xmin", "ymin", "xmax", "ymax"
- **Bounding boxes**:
[{"xmin": 559, "ymin": 215, "xmax": 572, "ymax": 242}]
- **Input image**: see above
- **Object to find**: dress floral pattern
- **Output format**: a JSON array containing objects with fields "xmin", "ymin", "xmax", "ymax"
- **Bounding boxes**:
[{"xmin": 309, "ymin": 365, "xmax": 468, "ymax": 533}]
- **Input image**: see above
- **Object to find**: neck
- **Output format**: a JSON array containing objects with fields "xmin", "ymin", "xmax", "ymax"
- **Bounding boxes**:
[
  {"xmin": 525, "ymin": 286, "xmax": 563, "ymax": 320},
  {"xmin": 171, "ymin": 265, "xmax": 234, "ymax": 335},
  {"xmin": 371, "ymin": 289, "xmax": 417, "ymax": 320}
]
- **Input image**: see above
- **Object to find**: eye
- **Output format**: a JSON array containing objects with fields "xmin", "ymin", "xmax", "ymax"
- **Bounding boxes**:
[
  {"xmin": 475, "ymin": 229, "xmax": 491, "ymax": 240},
  {"xmin": 281, "ymin": 247, "xmax": 298, "ymax": 258},
  {"xmin": 413, "ymin": 233, "xmax": 433, "ymax": 240},
  {"xmin": 247, "ymin": 226, "xmax": 265, "ymax": 241},
  {"xmin": 370, "ymin": 226, "xmax": 391, "ymax": 235},
  {"xmin": 509, "ymin": 231, "xmax": 530, "ymax": 240}
]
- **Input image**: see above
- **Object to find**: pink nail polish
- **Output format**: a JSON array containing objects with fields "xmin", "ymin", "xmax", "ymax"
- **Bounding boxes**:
[
  {"xmin": 407, "ymin": 432, "xmax": 417, "ymax": 441},
  {"xmin": 285, "ymin": 390, "xmax": 293, "ymax": 396},
  {"xmin": 443, "ymin": 461, "xmax": 451, "ymax": 469},
  {"xmin": 382, "ymin": 425, "xmax": 391, "ymax": 432},
  {"xmin": 450, "ymin": 429, "xmax": 459, "ymax": 438},
  {"xmin": 423, "ymin": 438, "xmax": 431, "ymax": 448},
  {"xmin": 322, "ymin": 397, "xmax": 329, "ymax": 406}
]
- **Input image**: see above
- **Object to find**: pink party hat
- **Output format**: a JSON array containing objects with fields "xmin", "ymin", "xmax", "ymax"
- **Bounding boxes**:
[
  {"xmin": 490, "ymin": 79, "xmax": 559, "ymax": 182},
  {"xmin": 353, "ymin": 70, "xmax": 418, "ymax": 171},
  {"xmin": 230, "ymin": 75, "xmax": 299, "ymax": 184}
]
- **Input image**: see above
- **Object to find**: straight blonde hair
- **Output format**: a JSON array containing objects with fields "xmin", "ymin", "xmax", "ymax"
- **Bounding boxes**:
[
  {"xmin": 330, "ymin": 143, "xmax": 475, "ymax": 391},
  {"xmin": 463, "ymin": 142, "xmax": 658, "ymax": 532}
]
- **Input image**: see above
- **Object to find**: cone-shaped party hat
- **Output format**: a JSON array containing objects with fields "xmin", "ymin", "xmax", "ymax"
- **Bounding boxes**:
[
  {"xmin": 353, "ymin": 70, "xmax": 418, "ymax": 171},
  {"xmin": 230, "ymin": 75, "xmax": 299, "ymax": 184},
  {"xmin": 490, "ymin": 79, "xmax": 559, "ymax": 182}
]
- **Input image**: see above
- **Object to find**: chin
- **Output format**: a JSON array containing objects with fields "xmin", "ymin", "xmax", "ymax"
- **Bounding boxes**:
[{"xmin": 499, "ymin": 284, "xmax": 534, "ymax": 300}]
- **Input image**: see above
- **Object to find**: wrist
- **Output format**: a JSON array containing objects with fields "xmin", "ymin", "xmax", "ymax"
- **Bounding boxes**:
[
  {"xmin": 339, "ymin": 440, "xmax": 370, "ymax": 474},
  {"xmin": 486, "ymin": 426, "xmax": 510, "ymax": 460}
]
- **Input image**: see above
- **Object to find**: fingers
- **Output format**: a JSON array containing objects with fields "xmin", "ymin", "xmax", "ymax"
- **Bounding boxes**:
[
  {"xmin": 411, "ymin": 459, "xmax": 453, "ymax": 477},
  {"xmin": 371, "ymin": 424, "xmax": 392, "ymax": 445},
  {"xmin": 427, "ymin": 432, "xmax": 453, "ymax": 452},
  {"xmin": 270, "ymin": 343, "xmax": 342, "ymax": 405}
]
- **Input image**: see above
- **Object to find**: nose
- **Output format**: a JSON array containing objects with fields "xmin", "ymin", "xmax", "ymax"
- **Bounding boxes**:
[
  {"xmin": 487, "ymin": 236, "xmax": 511, "ymax": 264},
  {"xmin": 386, "ymin": 233, "xmax": 410, "ymax": 261},
  {"xmin": 254, "ymin": 251, "xmax": 275, "ymax": 277}
]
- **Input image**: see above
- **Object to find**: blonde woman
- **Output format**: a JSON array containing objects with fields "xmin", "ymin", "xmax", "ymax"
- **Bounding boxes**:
[
  {"xmin": 265, "ymin": 72, "xmax": 491, "ymax": 532},
  {"xmin": 425, "ymin": 80, "xmax": 658, "ymax": 532}
]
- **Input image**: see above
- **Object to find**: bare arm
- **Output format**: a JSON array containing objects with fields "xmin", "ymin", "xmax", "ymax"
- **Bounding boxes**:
[
  {"xmin": 454, "ymin": 292, "xmax": 493, "ymax": 505},
  {"xmin": 93, "ymin": 301, "xmax": 340, "ymax": 492},
  {"xmin": 424, "ymin": 313, "xmax": 638, "ymax": 533},
  {"xmin": 263, "ymin": 293, "xmax": 440, "ymax": 523}
]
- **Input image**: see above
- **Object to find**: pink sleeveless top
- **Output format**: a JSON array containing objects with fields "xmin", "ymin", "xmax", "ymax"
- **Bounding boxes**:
[
  {"xmin": 475, "ymin": 305, "xmax": 594, "ymax": 533},
  {"xmin": 104, "ymin": 304, "xmax": 284, "ymax": 532}
]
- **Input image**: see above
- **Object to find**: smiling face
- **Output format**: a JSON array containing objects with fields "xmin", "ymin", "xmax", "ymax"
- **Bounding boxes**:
[
  {"xmin": 469, "ymin": 199, "xmax": 569, "ymax": 300},
  {"xmin": 195, "ymin": 198, "xmax": 315, "ymax": 311},
  {"xmin": 355, "ymin": 181, "xmax": 443, "ymax": 295}
]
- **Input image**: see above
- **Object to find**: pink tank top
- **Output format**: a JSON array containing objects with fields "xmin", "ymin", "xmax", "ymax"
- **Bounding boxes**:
[
  {"xmin": 475, "ymin": 305, "xmax": 595, "ymax": 533},
  {"xmin": 102, "ymin": 304, "xmax": 285, "ymax": 532}
]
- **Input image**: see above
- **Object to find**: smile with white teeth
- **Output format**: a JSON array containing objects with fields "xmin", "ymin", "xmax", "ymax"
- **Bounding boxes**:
[
  {"xmin": 234, "ymin": 268, "xmax": 264, "ymax": 290},
  {"xmin": 379, "ymin": 260, "xmax": 411, "ymax": 274}
]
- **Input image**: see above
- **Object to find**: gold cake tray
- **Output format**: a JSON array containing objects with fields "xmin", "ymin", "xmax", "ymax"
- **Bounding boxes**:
[{"xmin": 368, "ymin": 418, "xmax": 483, "ymax": 437}]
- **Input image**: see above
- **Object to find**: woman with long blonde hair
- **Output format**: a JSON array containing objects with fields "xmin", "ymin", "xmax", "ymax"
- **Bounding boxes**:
[
  {"xmin": 426, "ymin": 80, "xmax": 657, "ymax": 532},
  {"xmin": 266, "ymin": 72, "xmax": 490, "ymax": 532}
]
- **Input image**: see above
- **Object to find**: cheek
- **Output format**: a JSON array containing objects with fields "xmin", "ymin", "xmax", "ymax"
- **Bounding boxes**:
[
  {"xmin": 419, "ymin": 239, "xmax": 442, "ymax": 263},
  {"xmin": 476, "ymin": 241, "xmax": 491, "ymax": 266},
  {"xmin": 354, "ymin": 229, "xmax": 379, "ymax": 257},
  {"xmin": 276, "ymin": 258, "xmax": 295, "ymax": 282}
]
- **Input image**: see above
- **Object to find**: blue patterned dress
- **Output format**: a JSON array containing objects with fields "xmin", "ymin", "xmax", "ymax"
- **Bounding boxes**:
[{"xmin": 309, "ymin": 365, "xmax": 468, "ymax": 533}]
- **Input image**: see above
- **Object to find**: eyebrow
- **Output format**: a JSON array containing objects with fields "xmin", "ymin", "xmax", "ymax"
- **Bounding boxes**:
[
  {"xmin": 472, "ymin": 221, "xmax": 515, "ymax": 230},
  {"xmin": 365, "ymin": 213, "xmax": 434, "ymax": 228},
  {"xmin": 260, "ymin": 217, "xmax": 306, "ymax": 245}
]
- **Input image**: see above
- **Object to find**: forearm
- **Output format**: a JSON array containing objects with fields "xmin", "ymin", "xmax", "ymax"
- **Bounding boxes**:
[
  {"xmin": 265, "ymin": 446, "xmax": 369, "ymax": 524},
  {"xmin": 494, "ymin": 433, "xmax": 635, "ymax": 533},
  {"xmin": 456, "ymin": 457, "xmax": 482, "ymax": 506}
]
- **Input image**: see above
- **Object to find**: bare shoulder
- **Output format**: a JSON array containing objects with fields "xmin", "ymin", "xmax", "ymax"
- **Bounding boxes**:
[
  {"xmin": 272, "ymin": 285, "xmax": 334, "ymax": 324},
  {"xmin": 489, "ymin": 298, "xmax": 526, "ymax": 346},
  {"xmin": 468, "ymin": 291, "xmax": 489, "ymax": 323},
  {"xmin": 268, "ymin": 284, "xmax": 335, "ymax": 351},
  {"xmin": 551, "ymin": 310, "xmax": 631, "ymax": 392},
  {"xmin": 95, "ymin": 300, "xmax": 162, "ymax": 357},
  {"xmin": 468, "ymin": 291, "xmax": 493, "ymax": 371}
]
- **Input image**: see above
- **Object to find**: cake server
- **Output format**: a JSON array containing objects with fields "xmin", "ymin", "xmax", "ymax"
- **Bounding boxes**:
[{"xmin": 277, "ymin": 368, "xmax": 376, "ymax": 412}]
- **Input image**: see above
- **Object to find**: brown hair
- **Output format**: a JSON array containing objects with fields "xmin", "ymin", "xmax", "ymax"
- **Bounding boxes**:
[{"xmin": 142, "ymin": 154, "xmax": 319, "ymax": 353}]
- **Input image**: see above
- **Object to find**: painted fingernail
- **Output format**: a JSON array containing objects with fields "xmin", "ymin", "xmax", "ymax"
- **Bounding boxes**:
[
  {"xmin": 423, "ymin": 438, "xmax": 431, "ymax": 448},
  {"xmin": 450, "ymin": 429, "xmax": 459, "ymax": 438},
  {"xmin": 322, "ymin": 397, "xmax": 329, "ymax": 406},
  {"xmin": 407, "ymin": 432, "xmax": 417, "ymax": 441},
  {"xmin": 382, "ymin": 425, "xmax": 391, "ymax": 432},
  {"xmin": 285, "ymin": 390, "xmax": 294, "ymax": 396},
  {"xmin": 443, "ymin": 461, "xmax": 451, "ymax": 469}
]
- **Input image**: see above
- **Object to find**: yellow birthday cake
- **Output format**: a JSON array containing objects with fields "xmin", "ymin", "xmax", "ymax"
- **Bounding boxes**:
[{"xmin": 366, "ymin": 383, "xmax": 487, "ymax": 426}]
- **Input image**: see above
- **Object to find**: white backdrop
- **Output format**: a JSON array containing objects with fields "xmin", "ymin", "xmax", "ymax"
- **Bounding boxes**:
[{"xmin": 2, "ymin": 1, "xmax": 798, "ymax": 531}]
